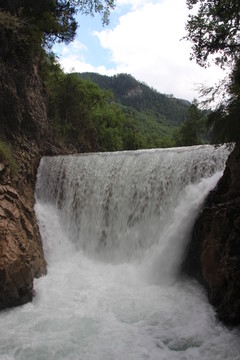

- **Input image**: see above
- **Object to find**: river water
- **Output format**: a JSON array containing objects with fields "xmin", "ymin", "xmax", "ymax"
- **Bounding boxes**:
[{"xmin": 0, "ymin": 145, "xmax": 239, "ymax": 360}]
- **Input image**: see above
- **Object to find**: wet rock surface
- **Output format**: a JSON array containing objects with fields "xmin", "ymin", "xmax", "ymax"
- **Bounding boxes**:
[
  {"xmin": 0, "ymin": 50, "xmax": 79, "ymax": 310},
  {"xmin": 0, "ymin": 140, "xmax": 47, "ymax": 310},
  {"xmin": 183, "ymin": 145, "xmax": 240, "ymax": 325}
]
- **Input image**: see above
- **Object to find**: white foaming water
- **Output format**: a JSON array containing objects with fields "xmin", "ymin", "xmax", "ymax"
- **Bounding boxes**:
[{"xmin": 0, "ymin": 145, "xmax": 239, "ymax": 360}]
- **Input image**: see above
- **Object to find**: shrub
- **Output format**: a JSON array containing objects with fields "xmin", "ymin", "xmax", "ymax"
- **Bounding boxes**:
[{"xmin": 0, "ymin": 140, "xmax": 18, "ymax": 175}]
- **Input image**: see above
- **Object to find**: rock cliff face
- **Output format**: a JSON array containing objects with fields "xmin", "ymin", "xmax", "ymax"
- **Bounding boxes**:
[
  {"xmin": 182, "ymin": 144, "xmax": 240, "ymax": 325},
  {"xmin": 0, "ymin": 59, "xmax": 48, "ymax": 139},
  {"xmin": 0, "ymin": 53, "xmax": 84, "ymax": 310},
  {"xmin": 0, "ymin": 140, "xmax": 47, "ymax": 309},
  {"xmin": 0, "ymin": 57, "xmax": 49, "ymax": 309}
]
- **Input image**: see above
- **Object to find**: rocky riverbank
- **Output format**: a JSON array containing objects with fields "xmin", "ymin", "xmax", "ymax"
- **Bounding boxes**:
[
  {"xmin": 0, "ymin": 138, "xmax": 46, "ymax": 309},
  {"xmin": 182, "ymin": 144, "xmax": 240, "ymax": 326},
  {"xmin": 0, "ymin": 56, "xmax": 75, "ymax": 310},
  {"xmin": 0, "ymin": 135, "xmax": 77, "ymax": 310}
]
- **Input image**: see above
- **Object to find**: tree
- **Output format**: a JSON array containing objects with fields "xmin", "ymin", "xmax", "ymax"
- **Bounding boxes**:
[
  {"xmin": 173, "ymin": 100, "xmax": 207, "ymax": 146},
  {"xmin": 45, "ymin": 70, "xmax": 107, "ymax": 150},
  {"xmin": 0, "ymin": 0, "xmax": 115, "ymax": 56},
  {"xmin": 185, "ymin": 0, "xmax": 240, "ymax": 145},
  {"xmin": 185, "ymin": 0, "xmax": 240, "ymax": 67},
  {"xmin": 207, "ymin": 60, "xmax": 240, "ymax": 143}
]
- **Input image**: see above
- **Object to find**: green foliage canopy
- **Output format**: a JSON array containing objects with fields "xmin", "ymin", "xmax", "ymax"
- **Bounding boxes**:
[
  {"xmin": 173, "ymin": 100, "xmax": 207, "ymax": 146},
  {"xmin": 185, "ymin": 0, "xmax": 240, "ymax": 145},
  {"xmin": 185, "ymin": 0, "xmax": 240, "ymax": 67},
  {"xmin": 78, "ymin": 72, "xmax": 190, "ymax": 126},
  {"xmin": 42, "ymin": 55, "xmax": 151, "ymax": 152},
  {"xmin": 77, "ymin": 72, "xmax": 189, "ymax": 148},
  {"xmin": 207, "ymin": 60, "xmax": 240, "ymax": 144},
  {"xmin": 0, "ymin": 0, "xmax": 115, "ymax": 57}
]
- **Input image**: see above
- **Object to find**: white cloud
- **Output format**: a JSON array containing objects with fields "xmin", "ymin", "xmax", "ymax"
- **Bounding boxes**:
[
  {"xmin": 56, "ymin": 0, "xmax": 226, "ymax": 101},
  {"xmin": 94, "ymin": 0, "xmax": 226, "ymax": 100},
  {"xmin": 116, "ymin": 0, "xmax": 157, "ymax": 10},
  {"xmin": 71, "ymin": 40, "xmax": 88, "ymax": 51},
  {"xmin": 58, "ymin": 54, "xmax": 116, "ymax": 76},
  {"xmin": 57, "ymin": 40, "xmax": 88, "ymax": 55}
]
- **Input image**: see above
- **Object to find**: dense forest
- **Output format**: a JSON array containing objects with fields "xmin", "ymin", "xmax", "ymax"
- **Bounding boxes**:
[
  {"xmin": 77, "ymin": 72, "xmax": 190, "ymax": 125},
  {"xmin": 77, "ymin": 72, "xmax": 193, "ymax": 146},
  {"xmin": 43, "ymin": 64, "xmax": 171, "ymax": 151},
  {"xmin": 0, "ymin": 0, "xmax": 210, "ymax": 155},
  {"xmin": 43, "ymin": 66, "xmax": 211, "ymax": 151},
  {"xmin": 0, "ymin": 0, "xmax": 239, "ymax": 158}
]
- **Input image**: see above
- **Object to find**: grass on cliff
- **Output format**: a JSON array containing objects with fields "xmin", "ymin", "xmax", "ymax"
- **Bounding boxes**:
[{"xmin": 0, "ymin": 140, "xmax": 18, "ymax": 175}]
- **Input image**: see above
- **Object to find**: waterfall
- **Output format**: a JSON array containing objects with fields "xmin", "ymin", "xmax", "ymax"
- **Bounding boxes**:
[
  {"xmin": 0, "ymin": 145, "xmax": 239, "ymax": 360},
  {"xmin": 36, "ymin": 145, "xmax": 227, "ymax": 262}
]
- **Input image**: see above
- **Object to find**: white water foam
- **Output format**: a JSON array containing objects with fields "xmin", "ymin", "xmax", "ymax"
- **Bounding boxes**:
[
  {"xmin": 0, "ymin": 145, "xmax": 239, "ymax": 360},
  {"xmin": 35, "ymin": 145, "xmax": 230, "ymax": 262}
]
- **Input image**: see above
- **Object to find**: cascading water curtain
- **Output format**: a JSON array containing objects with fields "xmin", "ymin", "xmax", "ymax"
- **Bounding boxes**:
[{"xmin": 0, "ymin": 145, "xmax": 239, "ymax": 360}]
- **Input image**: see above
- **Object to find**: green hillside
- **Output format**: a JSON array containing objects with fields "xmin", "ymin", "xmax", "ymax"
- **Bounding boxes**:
[{"xmin": 76, "ymin": 73, "xmax": 190, "ymax": 143}]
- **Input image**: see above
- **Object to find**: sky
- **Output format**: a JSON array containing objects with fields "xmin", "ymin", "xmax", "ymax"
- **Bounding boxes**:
[{"xmin": 53, "ymin": 0, "xmax": 226, "ymax": 102}]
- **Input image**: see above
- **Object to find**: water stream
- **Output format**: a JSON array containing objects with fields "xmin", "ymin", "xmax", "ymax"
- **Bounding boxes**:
[{"xmin": 0, "ymin": 145, "xmax": 239, "ymax": 360}]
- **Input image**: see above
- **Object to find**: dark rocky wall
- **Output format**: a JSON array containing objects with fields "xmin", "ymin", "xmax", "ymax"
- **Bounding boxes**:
[
  {"xmin": 0, "ymin": 55, "xmax": 49, "ymax": 309},
  {"xmin": 0, "ymin": 59, "xmax": 48, "ymax": 139},
  {"xmin": 182, "ymin": 144, "xmax": 240, "ymax": 325},
  {"xmin": 0, "ymin": 139, "xmax": 47, "ymax": 309},
  {"xmin": 0, "ymin": 53, "xmax": 78, "ymax": 310}
]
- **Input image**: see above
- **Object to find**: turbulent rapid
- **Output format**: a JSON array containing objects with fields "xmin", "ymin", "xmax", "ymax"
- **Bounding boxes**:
[{"xmin": 0, "ymin": 145, "xmax": 239, "ymax": 360}]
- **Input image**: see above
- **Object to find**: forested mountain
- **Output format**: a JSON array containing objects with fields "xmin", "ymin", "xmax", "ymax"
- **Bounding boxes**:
[
  {"xmin": 76, "ymin": 73, "xmax": 191, "ymax": 146},
  {"xmin": 77, "ymin": 73, "xmax": 190, "ymax": 124}
]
